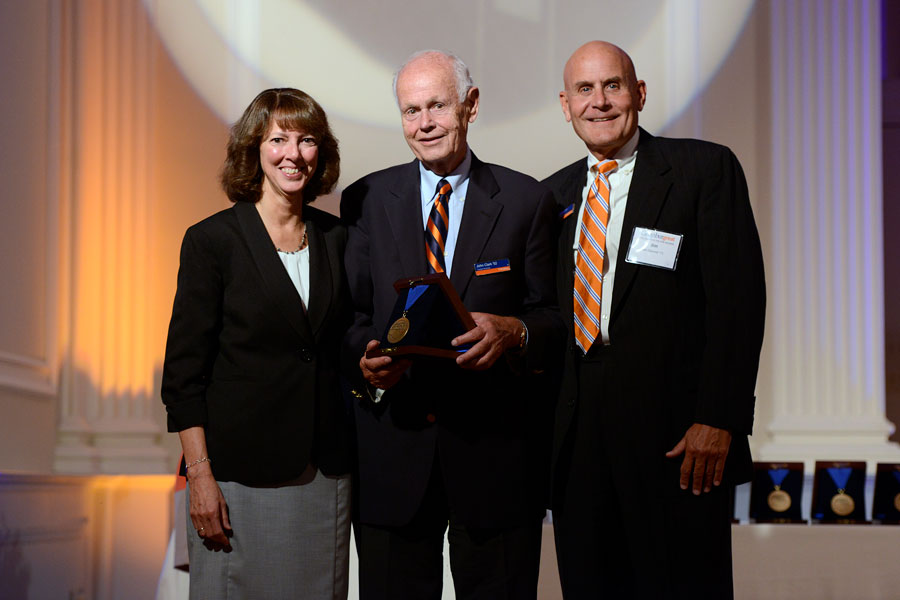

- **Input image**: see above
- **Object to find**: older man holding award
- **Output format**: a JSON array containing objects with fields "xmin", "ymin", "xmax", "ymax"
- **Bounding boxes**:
[{"xmin": 341, "ymin": 49, "xmax": 564, "ymax": 599}]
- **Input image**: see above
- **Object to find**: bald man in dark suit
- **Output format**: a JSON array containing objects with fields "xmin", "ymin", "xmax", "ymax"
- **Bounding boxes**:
[{"xmin": 543, "ymin": 41, "xmax": 765, "ymax": 599}]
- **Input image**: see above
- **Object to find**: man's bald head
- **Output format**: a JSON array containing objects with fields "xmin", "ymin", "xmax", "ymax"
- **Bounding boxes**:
[
  {"xmin": 563, "ymin": 41, "xmax": 639, "ymax": 91},
  {"xmin": 559, "ymin": 41, "xmax": 646, "ymax": 160}
]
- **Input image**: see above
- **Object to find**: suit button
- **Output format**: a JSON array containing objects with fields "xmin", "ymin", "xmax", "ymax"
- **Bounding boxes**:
[
  {"xmin": 426, "ymin": 413, "xmax": 436, "ymax": 423},
  {"xmin": 299, "ymin": 348, "xmax": 315, "ymax": 363},
  {"xmin": 566, "ymin": 397, "xmax": 575, "ymax": 407}
]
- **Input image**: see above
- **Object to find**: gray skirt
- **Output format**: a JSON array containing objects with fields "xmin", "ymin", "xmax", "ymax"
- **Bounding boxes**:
[{"xmin": 186, "ymin": 466, "xmax": 351, "ymax": 600}]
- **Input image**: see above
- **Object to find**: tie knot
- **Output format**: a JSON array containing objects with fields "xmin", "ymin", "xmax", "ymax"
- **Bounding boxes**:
[
  {"xmin": 594, "ymin": 160, "xmax": 618, "ymax": 176},
  {"xmin": 435, "ymin": 179, "xmax": 452, "ymax": 198}
]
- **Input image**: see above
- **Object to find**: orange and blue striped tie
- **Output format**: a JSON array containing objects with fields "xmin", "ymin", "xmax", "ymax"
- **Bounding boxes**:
[
  {"xmin": 426, "ymin": 179, "xmax": 451, "ymax": 273},
  {"xmin": 574, "ymin": 160, "xmax": 617, "ymax": 353}
]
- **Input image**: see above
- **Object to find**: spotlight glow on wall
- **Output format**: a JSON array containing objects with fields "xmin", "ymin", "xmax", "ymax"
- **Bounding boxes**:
[
  {"xmin": 141, "ymin": 0, "xmax": 755, "ymax": 182},
  {"xmin": 142, "ymin": 0, "xmax": 754, "ymax": 128}
]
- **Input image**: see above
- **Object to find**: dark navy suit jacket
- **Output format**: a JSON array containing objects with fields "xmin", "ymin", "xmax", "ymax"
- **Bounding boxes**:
[
  {"xmin": 543, "ymin": 128, "xmax": 765, "ymax": 503},
  {"xmin": 341, "ymin": 153, "xmax": 565, "ymax": 528}
]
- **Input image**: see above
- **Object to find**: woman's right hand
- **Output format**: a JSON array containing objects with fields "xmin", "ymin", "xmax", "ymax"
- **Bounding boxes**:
[{"xmin": 187, "ymin": 461, "xmax": 232, "ymax": 549}]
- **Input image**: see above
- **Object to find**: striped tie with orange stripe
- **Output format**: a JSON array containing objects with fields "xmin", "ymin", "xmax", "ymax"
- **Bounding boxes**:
[
  {"xmin": 573, "ymin": 160, "xmax": 617, "ymax": 353},
  {"xmin": 426, "ymin": 179, "xmax": 452, "ymax": 273}
]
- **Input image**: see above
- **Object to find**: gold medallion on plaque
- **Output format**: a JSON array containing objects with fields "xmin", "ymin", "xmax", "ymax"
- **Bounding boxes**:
[
  {"xmin": 387, "ymin": 316, "xmax": 410, "ymax": 344},
  {"xmin": 830, "ymin": 490, "xmax": 855, "ymax": 517},
  {"xmin": 767, "ymin": 488, "xmax": 791, "ymax": 513},
  {"xmin": 893, "ymin": 492, "xmax": 900, "ymax": 513}
]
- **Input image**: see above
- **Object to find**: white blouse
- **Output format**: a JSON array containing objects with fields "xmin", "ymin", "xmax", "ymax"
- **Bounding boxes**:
[{"xmin": 277, "ymin": 246, "xmax": 310, "ymax": 309}]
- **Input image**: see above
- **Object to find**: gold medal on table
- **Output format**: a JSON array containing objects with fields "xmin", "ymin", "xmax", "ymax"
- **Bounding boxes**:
[
  {"xmin": 893, "ymin": 492, "xmax": 900, "ymax": 513},
  {"xmin": 767, "ymin": 487, "xmax": 791, "ymax": 512},
  {"xmin": 830, "ymin": 489, "xmax": 855, "ymax": 516},
  {"xmin": 386, "ymin": 315, "xmax": 410, "ymax": 343},
  {"xmin": 766, "ymin": 467, "xmax": 792, "ymax": 513}
]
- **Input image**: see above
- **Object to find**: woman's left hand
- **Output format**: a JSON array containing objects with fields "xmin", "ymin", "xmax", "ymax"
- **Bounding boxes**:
[
  {"xmin": 179, "ymin": 427, "xmax": 232, "ymax": 549},
  {"xmin": 188, "ymin": 462, "xmax": 232, "ymax": 549}
]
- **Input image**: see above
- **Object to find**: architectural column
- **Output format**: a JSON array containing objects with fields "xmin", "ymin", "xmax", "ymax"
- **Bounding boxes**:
[
  {"xmin": 757, "ymin": 0, "xmax": 900, "ymax": 465},
  {"xmin": 54, "ymin": 0, "xmax": 167, "ymax": 474}
]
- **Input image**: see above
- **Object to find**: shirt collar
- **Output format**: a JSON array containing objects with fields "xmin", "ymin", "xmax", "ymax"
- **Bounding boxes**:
[
  {"xmin": 586, "ymin": 128, "xmax": 640, "ymax": 176},
  {"xmin": 419, "ymin": 148, "xmax": 472, "ymax": 203}
]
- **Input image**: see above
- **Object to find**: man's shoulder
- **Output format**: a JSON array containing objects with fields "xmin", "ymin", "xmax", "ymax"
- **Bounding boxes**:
[
  {"xmin": 340, "ymin": 162, "xmax": 414, "ymax": 219},
  {"xmin": 643, "ymin": 134, "xmax": 746, "ymax": 188},
  {"xmin": 344, "ymin": 162, "xmax": 413, "ymax": 192},
  {"xmin": 472, "ymin": 159, "xmax": 554, "ymax": 211},
  {"xmin": 305, "ymin": 204, "xmax": 343, "ymax": 234},
  {"xmin": 644, "ymin": 134, "xmax": 736, "ymax": 164},
  {"xmin": 476, "ymin": 159, "xmax": 542, "ymax": 188},
  {"xmin": 541, "ymin": 158, "xmax": 584, "ymax": 191},
  {"xmin": 640, "ymin": 134, "xmax": 751, "ymax": 207},
  {"xmin": 340, "ymin": 162, "xmax": 416, "ymax": 222}
]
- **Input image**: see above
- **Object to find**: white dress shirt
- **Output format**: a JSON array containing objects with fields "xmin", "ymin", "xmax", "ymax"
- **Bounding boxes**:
[{"xmin": 572, "ymin": 129, "xmax": 640, "ymax": 344}]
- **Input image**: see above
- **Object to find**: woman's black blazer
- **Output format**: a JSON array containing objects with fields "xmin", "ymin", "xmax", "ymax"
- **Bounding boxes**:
[{"xmin": 161, "ymin": 201, "xmax": 353, "ymax": 484}]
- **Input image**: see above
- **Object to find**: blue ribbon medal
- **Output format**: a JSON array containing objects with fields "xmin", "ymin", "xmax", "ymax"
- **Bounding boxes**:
[
  {"xmin": 386, "ymin": 284, "xmax": 429, "ymax": 344},
  {"xmin": 826, "ymin": 467, "xmax": 855, "ymax": 517},
  {"xmin": 767, "ymin": 468, "xmax": 791, "ymax": 512}
]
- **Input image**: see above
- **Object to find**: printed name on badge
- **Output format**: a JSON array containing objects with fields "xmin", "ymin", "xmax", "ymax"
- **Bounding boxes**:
[
  {"xmin": 475, "ymin": 259, "xmax": 511, "ymax": 276},
  {"xmin": 625, "ymin": 227, "xmax": 683, "ymax": 270}
]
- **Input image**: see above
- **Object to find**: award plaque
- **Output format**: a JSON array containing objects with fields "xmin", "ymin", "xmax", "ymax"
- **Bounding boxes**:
[
  {"xmin": 811, "ymin": 460, "xmax": 868, "ymax": 524},
  {"xmin": 872, "ymin": 463, "xmax": 900, "ymax": 524},
  {"xmin": 367, "ymin": 273, "xmax": 476, "ymax": 359},
  {"xmin": 748, "ymin": 462, "xmax": 806, "ymax": 523}
]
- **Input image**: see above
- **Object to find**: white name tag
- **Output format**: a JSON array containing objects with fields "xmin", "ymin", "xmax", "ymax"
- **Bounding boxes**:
[{"xmin": 625, "ymin": 227, "xmax": 683, "ymax": 270}]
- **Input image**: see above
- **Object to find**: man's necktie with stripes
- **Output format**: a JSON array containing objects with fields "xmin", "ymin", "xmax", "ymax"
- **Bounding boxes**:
[
  {"xmin": 573, "ymin": 160, "xmax": 617, "ymax": 353},
  {"xmin": 426, "ymin": 179, "xmax": 452, "ymax": 273}
]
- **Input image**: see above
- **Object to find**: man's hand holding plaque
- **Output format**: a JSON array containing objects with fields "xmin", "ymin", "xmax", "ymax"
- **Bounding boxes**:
[
  {"xmin": 453, "ymin": 313, "xmax": 526, "ymax": 370},
  {"xmin": 359, "ymin": 340, "xmax": 412, "ymax": 390}
]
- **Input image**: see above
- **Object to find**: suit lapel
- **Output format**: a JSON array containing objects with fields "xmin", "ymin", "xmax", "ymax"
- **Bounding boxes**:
[
  {"xmin": 304, "ymin": 209, "xmax": 333, "ymax": 339},
  {"xmin": 610, "ymin": 129, "xmax": 674, "ymax": 320},
  {"xmin": 385, "ymin": 160, "xmax": 428, "ymax": 278},
  {"xmin": 558, "ymin": 160, "xmax": 587, "ymax": 335},
  {"xmin": 450, "ymin": 153, "xmax": 501, "ymax": 299},
  {"xmin": 561, "ymin": 160, "xmax": 586, "ymax": 279},
  {"xmin": 234, "ymin": 201, "xmax": 315, "ymax": 343}
]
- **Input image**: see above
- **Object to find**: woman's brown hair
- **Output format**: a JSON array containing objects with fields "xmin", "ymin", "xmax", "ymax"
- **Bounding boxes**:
[{"xmin": 220, "ymin": 88, "xmax": 340, "ymax": 203}]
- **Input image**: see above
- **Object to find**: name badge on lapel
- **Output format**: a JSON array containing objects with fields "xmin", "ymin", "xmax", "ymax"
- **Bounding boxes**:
[
  {"xmin": 625, "ymin": 227, "xmax": 683, "ymax": 270},
  {"xmin": 475, "ymin": 259, "xmax": 511, "ymax": 276}
]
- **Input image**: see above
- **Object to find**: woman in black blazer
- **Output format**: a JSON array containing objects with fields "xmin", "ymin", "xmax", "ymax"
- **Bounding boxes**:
[{"xmin": 161, "ymin": 88, "xmax": 353, "ymax": 599}]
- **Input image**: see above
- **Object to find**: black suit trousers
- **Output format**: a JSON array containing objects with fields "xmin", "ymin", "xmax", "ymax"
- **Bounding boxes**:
[
  {"xmin": 553, "ymin": 352, "xmax": 735, "ymax": 600},
  {"xmin": 355, "ymin": 451, "xmax": 543, "ymax": 600}
]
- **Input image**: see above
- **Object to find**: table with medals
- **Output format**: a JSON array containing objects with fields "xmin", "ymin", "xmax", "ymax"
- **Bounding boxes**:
[{"xmin": 730, "ymin": 461, "xmax": 900, "ymax": 599}]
